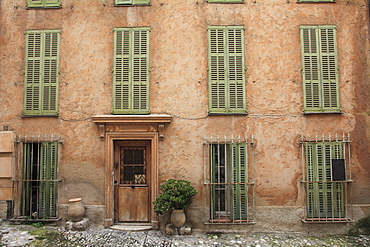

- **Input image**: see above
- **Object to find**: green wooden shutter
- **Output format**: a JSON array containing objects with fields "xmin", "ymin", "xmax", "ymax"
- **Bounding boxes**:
[
  {"xmin": 209, "ymin": 27, "xmax": 227, "ymax": 113},
  {"xmin": 25, "ymin": 32, "xmax": 42, "ymax": 114},
  {"xmin": 39, "ymin": 142, "xmax": 58, "ymax": 218},
  {"xmin": 22, "ymin": 143, "xmax": 32, "ymax": 216},
  {"xmin": 305, "ymin": 142, "xmax": 344, "ymax": 218},
  {"xmin": 320, "ymin": 27, "xmax": 339, "ymax": 111},
  {"xmin": 230, "ymin": 143, "xmax": 248, "ymax": 220},
  {"xmin": 115, "ymin": 0, "xmax": 150, "ymax": 5},
  {"xmin": 227, "ymin": 28, "xmax": 246, "ymax": 113},
  {"xmin": 28, "ymin": 0, "xmax": 60, "ymax": 7},
  {"xmin": 24, "ymin": 30, "xmax": 60, "ymax": 116},
  {"xmin": 301, "ymin": 25, "xmax": 340, "ymax": 113},
  {"xmin": 113, "ymin": 28, "xmax": 149, "ymax": 114},
  {"xmin": 208, "ymin": 26, "xmax": 245, "ymax": 114}
]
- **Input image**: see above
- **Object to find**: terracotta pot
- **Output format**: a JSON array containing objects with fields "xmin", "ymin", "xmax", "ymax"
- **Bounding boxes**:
[
  {"xmin": 170, "ymin": 209, "xmax": 186, "ymax": 228},
  {"xmin": 68, "ymin": 198, "xmax": 85, "ymax": 222}
]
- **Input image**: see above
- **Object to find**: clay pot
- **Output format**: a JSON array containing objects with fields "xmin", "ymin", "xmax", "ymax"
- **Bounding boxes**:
[
  {"xmin": 170, "ymin": 209, "xmax": 186, "ymax": 228},
  {"xmin": 68, "ymin": 198, "xmax": 85, "ymax": 222}
]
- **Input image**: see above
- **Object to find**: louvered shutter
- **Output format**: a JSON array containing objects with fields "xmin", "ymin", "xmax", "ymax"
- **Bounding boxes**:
[
  {"xmin": 209, "ymin": 27, "xmax": 227, "ymax": 113},
  {"xmin": 24, "ymin": 30, "xmax": 60, "ymax": 116},
  {"xmin": 39, "ymin": 142, "xmax": 58, "ymax": 218},
  {"xmin": 113, "ymin": 28, "xmax": 149, "ymax": 114},
  {"xmin": 208, "ymin": 26, "xmax": 245, "ymax": 114},
  {"xmin": 22, "ymin": 143, "xmax": 32, "ymax": 215},
  {"xmin": 28, "ymin": 0, "xmax": 60, "ymax": 7},
  {"xmin": 305, "ymin": 142, "xmax": 344, "ymax": 218},
  {"xmin": 227, "ymin": 28, "xmax": 246, "ymax": 113},
  {"xmin": 25, "ymin": 32, "xmax": 42, "ymax": 114},
  {"xmin": 230, "ymin": 143, "xmax": 248, "ymax": 220},
  {"xmin": 301, "ymin": 26, "xmax": 340, "ymax": 113},
  {"xmin": 320, "ymin": 27, "xmax": 339, "ymax": 111},
  {"xmin": 115, "ymin": 0, "xmax": 133, "ymax": 4}
]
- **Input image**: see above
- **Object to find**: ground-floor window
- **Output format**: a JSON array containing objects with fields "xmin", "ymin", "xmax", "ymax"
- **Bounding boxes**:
[
  {"xmin": 205, "ymin": 137, "xmax": 254, "ymax": 223},
  {"xmin": 21, "ymin": 142, "xmax": 58, "ymax": 219},
  {"xmin": 302, "ymin": 135, "xmax": 352, "ymax": 222}
]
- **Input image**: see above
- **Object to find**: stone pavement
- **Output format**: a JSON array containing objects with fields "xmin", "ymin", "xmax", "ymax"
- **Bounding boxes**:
[{"xmin": 0, "ymin": 222, "xmax": 369, "ymax": 247}]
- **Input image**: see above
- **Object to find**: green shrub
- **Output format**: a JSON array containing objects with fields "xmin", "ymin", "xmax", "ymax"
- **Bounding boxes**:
[{"xmin": 153, "ymin": 179, "xmax": 197, "ymax": 215}]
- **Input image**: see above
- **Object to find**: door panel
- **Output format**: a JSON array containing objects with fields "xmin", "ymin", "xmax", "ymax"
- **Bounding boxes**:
[{"xmin": 114, "ymin": 141, "xmax": 150, "ymax": 222}]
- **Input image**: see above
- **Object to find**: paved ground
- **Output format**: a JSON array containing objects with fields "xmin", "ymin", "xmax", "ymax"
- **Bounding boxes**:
[{"xmin": 0, "ymin": 223, "xmax": 369, "ymax": 247}]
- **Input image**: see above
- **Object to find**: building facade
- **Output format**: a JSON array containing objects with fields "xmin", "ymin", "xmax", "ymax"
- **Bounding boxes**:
[{"xmin": 0, "ymin": 0, "xmax": 369, "ymax": 233}]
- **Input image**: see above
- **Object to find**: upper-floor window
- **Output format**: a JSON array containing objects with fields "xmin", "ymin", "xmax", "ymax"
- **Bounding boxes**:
[
  {"xmin": 27, "ymin": 0, "xmax": 61, "ymax": 8},
  {"xmin": 208, "ymin": 26, "xmax": 246, "ymax": 114},
  {"xmin": 113, "ymin": 28, "xmax": 150, "ymax": 114},
  {"xmin": 300, "ymin": 25, "xmax": 340, "ymax": 113},
  {"xmin": 24, "ymin": 30, "xmax": 60, "ymax": 116},
  {"xmin": 115, "ymin": 0, "xmax": 150, "ymax": 5}
]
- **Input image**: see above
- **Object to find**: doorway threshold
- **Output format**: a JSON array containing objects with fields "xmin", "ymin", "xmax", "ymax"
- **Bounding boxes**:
[{"xmin": 110, "ymin": 223, "xmax": 152, "ymax": 231}]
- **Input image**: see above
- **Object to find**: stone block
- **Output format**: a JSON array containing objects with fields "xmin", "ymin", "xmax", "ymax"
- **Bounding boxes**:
[
  {"xmin": 0, "ymin": 132, "xmax": 14, "ymax": 153},
  {"xmin": 165, "ymin": 223, "xmax": 192, "ymax": 235},
  {"xmin": 65, "ymin": 218, "xmax": 90, "ymax": 231},
  {"xmin": 0, "ymin": 157, "xmax": 12, "ymax": 177}
]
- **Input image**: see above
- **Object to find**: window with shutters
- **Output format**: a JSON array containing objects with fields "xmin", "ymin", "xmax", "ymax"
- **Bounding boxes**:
[
  {"xmin": 208, "ymin": 26, "xmax": 246, "ymax": 114},
  {"xmin": 113, "ymin": 28, "xmax": 150, "ymax": 114},
  {"xmin": 301, "ymin": 136, "xmax": 353, "ymax": 222},
  {"xmin": 207, "ymin": 142, "xmax": 253, "ymax": 223},
  {"xmin": 21, "ymin": 142, "xmax": 58, "ymax": 219},
  {"xmin": 115, "ymin": 0, "xmax": 150, "ymax": 6},
  {"xmin": 24, "ymin": 30, "xmax": 60, "ymax": 116},
  {"xmin": 27, "ymin": 0, "xmax": 61, "ymax": 8},
  {"xmin": 300, "ymin": 25, "xmax": 340, "ymax": 113}
]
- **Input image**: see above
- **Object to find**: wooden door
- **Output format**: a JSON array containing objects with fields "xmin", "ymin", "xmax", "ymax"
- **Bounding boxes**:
[{"xmin": 114, "ymin": 141, "xmax": 150, "ymax": 222}]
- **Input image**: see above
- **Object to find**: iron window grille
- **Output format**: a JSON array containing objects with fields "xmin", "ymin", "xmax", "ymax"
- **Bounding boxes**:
[
  {"xmin": 300, "ymin": 133, "xmax": 353, "ymax": 223},
  {"xmin": 203, "ymin": 135, "xmax": 255, "ymax": 224}
]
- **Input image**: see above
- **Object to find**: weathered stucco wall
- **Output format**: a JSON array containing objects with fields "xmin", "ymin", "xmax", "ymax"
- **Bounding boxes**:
[{"xmin": 0, "ymin": 0, "xmax": 369, "ymax": 232}]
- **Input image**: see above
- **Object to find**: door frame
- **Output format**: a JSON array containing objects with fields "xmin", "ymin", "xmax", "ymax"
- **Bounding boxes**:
[{"xmin": 105, "ymin": 132, "xmax": 159, "ymax": 228}]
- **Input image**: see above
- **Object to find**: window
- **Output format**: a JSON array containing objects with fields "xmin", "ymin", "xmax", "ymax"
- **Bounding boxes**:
[
  {"xmin": 303, "ymin": 141, "xmax": 350, "ymax": 221},
  {"xmin": 115, "ymin": 0, "xmax": 150, "ymax": 6},
  {"xmin": 208, "ymin": 142, "xmax": 250, "ymax": 222},
  {"xmin": 208, "ymin": 26, "xmax": 246, "ymax": 114},
  {"xmin": 27, "ymin": 0, "xmax": 61, "ymax": 8},
  {"xmin": 207, "ymin": 0, "xmax": 243, "ymax": 3},
  {"xmin": 21, "ymin": 142, "xmax": 58, "ymax": 219},
  {"xmin": 113, "ymin": 28, "xmax": 150, "ymax": 114},
  {"xmin": 300, "ymin": 25, "xmax": 340, "ymax": 113},
  {"xmin": 24, "ymin": 30, "xmax": 60, "ymax": 116}
]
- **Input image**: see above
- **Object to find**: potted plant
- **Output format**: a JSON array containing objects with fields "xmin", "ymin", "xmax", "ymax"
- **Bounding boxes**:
[{"xmin": 153, "ymin": 179, "xmax": 197, "ymax": 228}]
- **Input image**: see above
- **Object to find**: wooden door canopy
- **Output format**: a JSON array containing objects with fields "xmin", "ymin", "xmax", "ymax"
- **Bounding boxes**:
[{"xmin": 92, "ymin": 115, "xmax": 172, "ymax": 139}]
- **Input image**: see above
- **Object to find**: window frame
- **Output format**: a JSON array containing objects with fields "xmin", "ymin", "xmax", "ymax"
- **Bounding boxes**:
[
  {"xmin": 206, "ymin": 141, "xmax": 253, "ymax": 223},
  {"xmin": 23, "ymin": 30, "xmax": 61, "ymax": 116},
  {"xmin": 21, "ymin": 142, "xmax": 59, "ymax": 219},
  {"xmin": 300, "ymin": 25, "xmax": 341, "ymax": 113},
  {"xmin": 208, "ymin": 26, "xmax": 247, "ymax": 114},
  {"xmin": 27, "ymin": 0, "xmax": 61, "ymax": 8},
  {"xmin": 113, "ymin": 27, "xmax": 150, "ymax": 115}
]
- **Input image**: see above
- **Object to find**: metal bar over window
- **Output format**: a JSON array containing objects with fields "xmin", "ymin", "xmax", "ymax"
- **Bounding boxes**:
[
  {"xmin": 300, "ymin": 133, "xmax": 352, "ymax": 223},
  {"xmin": 203, "ymin": 135, "xmax": 255, "ymax": 224}
]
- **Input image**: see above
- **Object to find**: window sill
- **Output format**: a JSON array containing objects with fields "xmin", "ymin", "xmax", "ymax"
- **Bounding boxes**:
[
  {"xmin": 204, "ymin": 220, "xmax": 255, "ymax": 225},
  {"xmin": 10, "ymin": 217, "xmax": 62, "ymax": 222},
  {"xmin": 22, "ymin": 115, "xmax": 59, "ymax": 118},
  {"xmin": 114, "ymin": 4, "xmax": 151, "ymax": 6},
  {"xmin": 302, "ymin": 218, "xmax": 352, "ymax": 223},
  {"xmin": 208, "ymin": 113, "xmax": 248, "ymax": 116},
  {"xmin": 26, "ymin": 6, "xmax": 62, "ymax": 9},
  {"xmin": 303, "ymin": 111, "xmax": 342, "ymax": 115}
]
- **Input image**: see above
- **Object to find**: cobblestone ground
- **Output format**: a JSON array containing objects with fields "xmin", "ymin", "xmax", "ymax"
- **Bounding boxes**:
[{"xmin": 0, "ymin": 224, "xmax": 369, "ymax": 247}]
